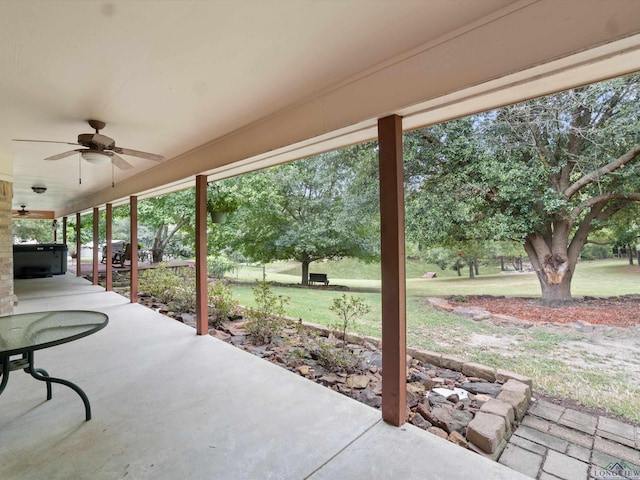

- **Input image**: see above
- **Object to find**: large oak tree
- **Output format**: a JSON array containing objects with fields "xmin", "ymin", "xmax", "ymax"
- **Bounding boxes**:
[{"xmin": 406, "ymin": 74, "xmax": 640, "ymax": 303}]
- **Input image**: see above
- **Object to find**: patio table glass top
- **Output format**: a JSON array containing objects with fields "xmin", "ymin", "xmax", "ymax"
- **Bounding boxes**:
[{"xmin": 0, "ymin": 310, "xmax": 108, "ymax": 356}]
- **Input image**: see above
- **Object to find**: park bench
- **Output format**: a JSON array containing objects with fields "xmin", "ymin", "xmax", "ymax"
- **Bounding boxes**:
[{"xmin": 309, "ymin": 273, "xmax": 329, "ymax": 286}]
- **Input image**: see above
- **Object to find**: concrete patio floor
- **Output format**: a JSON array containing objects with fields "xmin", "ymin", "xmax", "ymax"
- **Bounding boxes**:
[{"xmin": 0, "ymin": 274, "xmax": 528, "ymax": 480}]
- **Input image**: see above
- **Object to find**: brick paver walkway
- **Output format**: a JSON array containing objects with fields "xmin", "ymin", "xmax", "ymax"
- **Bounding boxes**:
[{"xmin": 499, "ymin": 400, "xmax": 640, "ymax": 479}]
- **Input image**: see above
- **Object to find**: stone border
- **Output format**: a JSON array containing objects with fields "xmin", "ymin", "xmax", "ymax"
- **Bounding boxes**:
[{"xmin": 294, "ymin": 317, "xmax": 533, "ymax": 459}]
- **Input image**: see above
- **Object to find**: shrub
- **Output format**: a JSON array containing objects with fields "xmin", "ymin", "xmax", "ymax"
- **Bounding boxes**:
[
  {"xmin": 140, "ymin": 263, "xmax": 185, "ymax": 303},
  {"xmin": 328, "ymin": 294, "xmax": 371, "ymax": 344},
  {"xmin": 313, "ymin": 341, "xmax": 362, "ymax": 373},
  {"xmin": 244, "ymin": 280, "xmax": 289, "ymax": 344},
  {"xmin": 208, "ymin": 281, "xmax": 239, "ymax": 328},
  {"xmin": 207, "ymin": 256, "xmax": 237, "ymax": 279}
]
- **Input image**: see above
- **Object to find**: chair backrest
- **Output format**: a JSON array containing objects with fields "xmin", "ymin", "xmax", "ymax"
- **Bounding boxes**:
[{"xmin": 124, "ymin": 243, "xmax": 132, "ymax": 261}]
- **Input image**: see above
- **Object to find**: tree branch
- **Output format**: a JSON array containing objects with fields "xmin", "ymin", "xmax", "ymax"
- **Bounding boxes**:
[
  {"xmin": 571, "ymin": 192, "xmax": 640, "ymax": 220},
  {"xmin": 564, "ymin": 144, "xmax": 640, "ymax": 198}
]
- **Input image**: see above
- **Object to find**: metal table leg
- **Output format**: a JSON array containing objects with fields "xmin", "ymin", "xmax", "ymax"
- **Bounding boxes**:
[
  {"xmin": 26, "ymin": 351, "xmax": 92, "ymax": 421},
  {"xmin": 0, "ymin": 356, "xmax": 9, "ymax": 395}
]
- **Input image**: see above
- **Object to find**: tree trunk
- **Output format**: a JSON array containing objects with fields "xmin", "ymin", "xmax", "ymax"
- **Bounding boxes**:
[
  {"xmin": 539, "ymin": 277, "xmax": 573, "ymax": 305},
  {"xmin": 628, "ymin": 245, "xmax": 634, "ymax": 265},
  {"xmin": 455, "ymin": 259, "xmax": 461, "ymax": 276},
  {"xmin": 152, "ymin": 249, "xmax": 164, "ymax": 263},
  {"xmin": 525, "ymin": 233, "xmax": 576, "ymax": 304},
  {"xmin": 474, "ymin": 260, "xmax": 479, "ymax": 276},
  {"xmin": 468, "ymin": 262, "xmax": 475, "ymax": 279},
  {"xmin": 301, "ymin": 260, "xmax": 310, "ymax": 286},
  {"xmin": 500, "ymin": 256, "xmax": 505, "ymax": 271}
]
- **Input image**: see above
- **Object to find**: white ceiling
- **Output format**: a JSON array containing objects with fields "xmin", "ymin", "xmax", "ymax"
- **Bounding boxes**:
[{"xmin": 2, "ymin": 0, "xmax": 640, "ymax": 217}]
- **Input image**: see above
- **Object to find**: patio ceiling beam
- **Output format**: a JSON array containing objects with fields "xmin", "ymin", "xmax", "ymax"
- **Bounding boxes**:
[{"xmin": 378, "ymin": 114, "xmax": 407, "ymax": 427}]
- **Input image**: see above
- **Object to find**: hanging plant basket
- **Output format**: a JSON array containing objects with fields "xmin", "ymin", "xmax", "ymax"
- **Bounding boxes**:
[{"xmin": 210, "ymin": 210, "xmax": 228, "ymax": 224}]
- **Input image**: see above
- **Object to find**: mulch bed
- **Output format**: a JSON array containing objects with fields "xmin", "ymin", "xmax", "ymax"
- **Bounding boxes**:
[{"xmin": 448, "ymin": 295, "xmax": 640, "ymax": 328}]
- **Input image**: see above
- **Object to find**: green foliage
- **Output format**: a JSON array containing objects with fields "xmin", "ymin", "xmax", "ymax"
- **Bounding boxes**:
[
  {"xmin": 226, "ymin": 147, "xmax": 380, "ymax": 283},
  {"xmin": 138, "ymin": 189, "xmax": 195, "ymax": 262},
  {"xmin": 207, "ymin": 183, "xmax": 242, "ymax": 213},
  {"xmin": 12, "ymin": 219, "xmax": 55, "ymax": 243},
  {"xmin": 244, "ymin": 280, "xmax": 290, "ymax": 344},
  {"xmin": 328, "ymin": 294, "xmax": 371, "ymax": 343},
  {"xmin": 207, "ymin": 256, "xmax": 237, "ymax": 279},
  {"xmin": 405, "ymin": 74, "xmax": 640, "ymax": 299},
  {"xmin": 139, "ymin": 264, "xmax": 196, "ymax": 312},
  {"xmin": 139, "ymin": 263, "xmax": 238, "ymax": 326},
  {"xmin": 313, "ymin": 341, "xmax": 362, "ymax": 373},
  {"xmin": 580, "ymin": 243, "xmax": 612, "ymax": 261},
  {"xmin": 208, "ymin": 281, "xmax": 239, "ymax": 328},
  {"xmin": 420, "ymin": 247, "xmax": 454, "ymax": 270}
]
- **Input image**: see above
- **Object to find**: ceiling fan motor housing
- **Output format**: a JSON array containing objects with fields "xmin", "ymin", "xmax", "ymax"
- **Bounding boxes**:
[{"xmin": 77, "ymin": 133, "xmax": 115, "ymax": 149}]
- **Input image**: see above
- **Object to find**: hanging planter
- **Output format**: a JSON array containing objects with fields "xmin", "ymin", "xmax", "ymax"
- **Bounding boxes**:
[
  {"xmin": 210, "ymin": 210, "xmax": 228, "ymax": 224},
  {"xmin": 206, "ymin": 183, "xmax": 242, "ymax": 224}
]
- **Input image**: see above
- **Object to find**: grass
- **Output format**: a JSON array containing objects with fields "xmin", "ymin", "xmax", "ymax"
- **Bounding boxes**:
[{"xmin": 220, "ymin": 258, "xmax": 640, "ymax": 420}]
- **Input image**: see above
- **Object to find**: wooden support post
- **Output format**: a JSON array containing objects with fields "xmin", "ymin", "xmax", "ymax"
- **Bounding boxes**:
[
  {"xmin": 378, "ymin": 114, "xmax": 407, "ymax": 427},
  {"xmin": 92, "ymin": 207, "xmax": 99, "ymax": 285},
  {"xmin": 130, "ymin": 196, "xmax": 138, "ymax": 303},
  {"xmin": 53, "ymin": 219, "xmax": 57, "ymax": 243},
  {"xmin": 195, "ymin": 175, "xmax": 208, "ymax": 335},
  {"xmin": 75, "ymin": 212, "xmax": 82, "ymax": 277},
  {"xmin": 105, "ymin": 203, "xmax": 113, "ymax": 292},
  {"xmin": 63, "ymin": 216, "xmax": 67, "ymax": 245}
]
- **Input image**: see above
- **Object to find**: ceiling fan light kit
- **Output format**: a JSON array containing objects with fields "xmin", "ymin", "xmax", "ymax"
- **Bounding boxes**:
[
  {"xmin": 31, "ymin": 185, "xmax": 47, "ymax": 194},
  {"xmin": 81, "ymin": 150, "xmax": 111, "ymax": 165}
]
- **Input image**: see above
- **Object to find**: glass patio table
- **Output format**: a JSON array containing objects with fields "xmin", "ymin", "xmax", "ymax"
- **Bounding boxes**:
[{"xmin": 0, "ymin": 310, "xmax": 108, "ymax": 421}]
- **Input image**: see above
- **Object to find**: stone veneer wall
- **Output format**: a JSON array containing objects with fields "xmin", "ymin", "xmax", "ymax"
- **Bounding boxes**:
[{"xmin": 0, "ymin": 180, "xmax": 14, "ymax": 315}]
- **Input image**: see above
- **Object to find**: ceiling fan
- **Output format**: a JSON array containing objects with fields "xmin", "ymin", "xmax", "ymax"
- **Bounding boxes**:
[
  {"xmin": 12, "ymin": 205, "xmax": 44, "ymax": 218},
  {"xmin": 14, "ymin": 120, "xmax": 165, "ymax": 170}
]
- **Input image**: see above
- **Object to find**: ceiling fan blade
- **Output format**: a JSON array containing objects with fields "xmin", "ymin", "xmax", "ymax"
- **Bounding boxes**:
[
  {"xmin": 111, "ymin": 153, "xmax": 133, "ymax": 170},
  {"xmin": 112, "ymin": 146, "xmax": 164, "ymax": 162},
  {"xmin": 13, "ymin": 139, "xmax": 79, "ymax": 146},
  {"xmin": 44, "ymin": 149, "xmax": 81, "ymax": 161}
]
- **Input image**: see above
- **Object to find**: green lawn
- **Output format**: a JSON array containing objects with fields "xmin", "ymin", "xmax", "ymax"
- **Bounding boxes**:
[{"xmin": 225, "ymin": 258, "xmax": 640, "ymax": 421}]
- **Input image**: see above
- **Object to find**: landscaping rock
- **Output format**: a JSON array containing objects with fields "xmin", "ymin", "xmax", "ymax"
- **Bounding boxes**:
[
  {"xmin": 428, "ymin": 426, "xmax": 449, "ymax": 440},
  {"xmin": 466, "ymin": 412, "xmax": 506, "ymax": 454},
  {"xmin": 452, "ymin": 306, "xmax": 492, "ymax": 321},
  {"xmin": 407, "ymin": 348, "xmax": 441, "ymax": 367},
  {"xmin": 449, "ymin": 431, "xmax": 469, "ymax": 449},
  {"xmin": 496, "ymin": 369, "xmax": 533, "ymax": 388},
  {"xmin": 440, "ymin": 354, "xmax": 464, "ymax": 371},
  {"xmin": 415, "ymin": 402, "xmax": 431, "ymax": 419},
  {"xmin": 410, "ymin": 412, "xmax": 432, "ymax": 430},
  {"xmin": 480, "ymin": 398, "xmax": 515, "ymax": 425},
  {"xmin": 424, "ymin": 404, "xmax": 474, "ymax": 434},
  {"xmin": 501, "ymin": 378, "xmax": 531, "ymax": 402},
  {"xmin": 358, "ymin": 387, "xmax": 381, "ymax": 408},
  {"xmin": 461, "ymin": 382, "xmax": 502, "ymax": 397},
  {"xmin": 496, "ymin": 389, "xmax": 528, "ymax": 420},
  {"xmin": 468, "ymin": 438, "xmax": 508, "ymax": 462},
  {"xmin": 346, "ymin": 375, "xmax": 369, "ymax": 389},
  {"xmin": 462, "ymin": 362, "xmax": 496, "ymax": 382}
]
